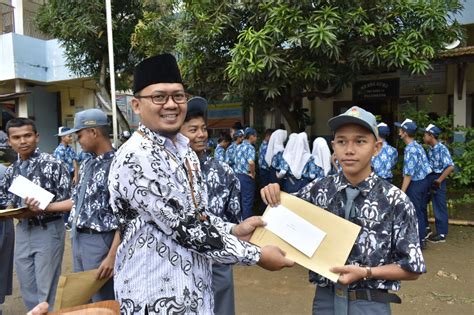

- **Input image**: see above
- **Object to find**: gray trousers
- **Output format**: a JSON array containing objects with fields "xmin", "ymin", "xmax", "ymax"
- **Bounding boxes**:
[
  {"xmin": 0, "ymin": 218, "xmax": 14, "ymax": 311},
  {"xmin": 312, "ymin": 286, "xmax": 391, "ymax": 315},
  {"xmin": 15, "ymin": 218, "xmax": 65, "ymax": 311},
  {"xmin": 72, "ymin": 231, "xmax": 115, "ymax": 302},
  {"xmin": 212, "ymin": 263, "xmax": 235, "ymax": 315}
]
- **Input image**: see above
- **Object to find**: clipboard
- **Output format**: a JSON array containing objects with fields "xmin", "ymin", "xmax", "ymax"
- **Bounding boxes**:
[
  {"xmin": 249, "ymin": 192, "xmax": 361, "ymax": 282},
  {"xmin": 0, "ymin": 207, "xmax": 27, "ymax": 217}
]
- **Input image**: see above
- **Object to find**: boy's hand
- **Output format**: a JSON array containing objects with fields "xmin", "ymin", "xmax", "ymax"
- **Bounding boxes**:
[
  {"xmin": 330, "ymin": 265, "xmax": 367, "ymax": 285},
  {"xmin": 260, "ymin": 183, "xmax": 281, "ymax": 208},
  {"xmin": 257, "ymin": 245, "xmax": 295, "ymax": 271},
  {"xmin": 232, "ymin": 216, "xmax": 266, "ymax": 242},
  {"xmin": 24, "ymin": 197, "xmax": 42, "ymax": 213}
]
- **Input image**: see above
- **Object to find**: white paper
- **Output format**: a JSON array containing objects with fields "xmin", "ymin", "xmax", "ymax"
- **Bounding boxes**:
[
  {"xmin": 8, "ymin": 175, "xmax": 55, "ymax": 210},
  {"xmin": 264, "ymin": 205, "xmax": 326, "ymax": 257}
]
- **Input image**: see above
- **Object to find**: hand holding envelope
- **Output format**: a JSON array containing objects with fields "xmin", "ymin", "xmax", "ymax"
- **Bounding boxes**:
[{"xmin": 8, "ymin": 175, "xmax": 55, "ymax": 210}]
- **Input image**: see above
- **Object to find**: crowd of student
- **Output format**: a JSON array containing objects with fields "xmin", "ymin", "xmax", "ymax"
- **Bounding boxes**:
[{"xmin": 0, "ymin": 53, "xmax": 455, "ymax": 315}]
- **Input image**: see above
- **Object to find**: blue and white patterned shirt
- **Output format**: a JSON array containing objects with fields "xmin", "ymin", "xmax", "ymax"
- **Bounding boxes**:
[
  {"xmin": 69, "ymin": 150, "xmax": 118, "ymax": 232},
  {"xmin": 428, "ymin": 142, "xmax": 454, "ymax": 174},
  {"xmin": 233, "ymin": 140, "xmax": 255, "ymax": 176},
  {"xmin": 224, "ymin": 142, "xmax": 238, "ymax": 168},
  {"xmin": 258, "ymin": 140, "xmax": 269, "ymax": 170},
  {"xmin": 108, "ymin": 124, "xmax": 260, "ymax": 314},
  {"xmin": 53, "ymin": 143, "xmax": 77, "ymax": 173},
  {"xmin": 403, "ymin": 141, "xmax": 432, "ymax": 181},
  {"xmin": 371, "ymin": 141, "xmax": 398, "ymax": 179},
  {"xmin": 200, "ymin": 154, "xmax": 241, "ymax": 223},
  {"xmin": 297, "ymin": 172, "xmax": 426, "ymax": 291},
  {"xmin": 278, "ymin": 156, "xmax": 325, "ymax": 180},
  {"xmin": 214, "ymin": 144, "xmax": 226, "ymax": 163},
  {"xmin": 271, "ymin": 151, "xmax": 284, "ymax": 171},
  {"xmin": 0, "ymin": 148, "xmax": 71, "ymax": 217}
]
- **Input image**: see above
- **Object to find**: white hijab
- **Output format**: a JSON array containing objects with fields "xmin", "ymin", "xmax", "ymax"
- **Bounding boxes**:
[
  {"xmin": 312, "ymin": 137, "xmax": 331, "ymax": 176},
  {"xmin": 265, "ymin": 129, "xmax": 288, "ymax": 166},
  {"xmin": 283, "ymin": 132, "xmax": 312, "ymax": 179}
]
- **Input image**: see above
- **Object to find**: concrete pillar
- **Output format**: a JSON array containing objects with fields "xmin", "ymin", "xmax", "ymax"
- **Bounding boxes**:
[
  {"xmin": 12, "ymin": 0, "xmax": 24, "ymax": 35},
  {"xmin": 15, "ymin": 79, "xmax": 28, "ymax": 117},
  {"xmin": 453, "ymin": 64, "xmax": 467, "ymax": 128}
]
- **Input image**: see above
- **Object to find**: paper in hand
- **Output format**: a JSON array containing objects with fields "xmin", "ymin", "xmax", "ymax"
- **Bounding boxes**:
[
  {"xmin": 264, "ymin": 205, "xmax": 326, "ymax": 257},
  {"xmin": 8, "ymin": 175, "xmax": 54, "ymax": 210}
]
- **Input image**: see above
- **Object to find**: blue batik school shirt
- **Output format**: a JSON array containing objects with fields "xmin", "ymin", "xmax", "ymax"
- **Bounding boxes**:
[
  {"xmin": 258, "ymin": 140, "xmax": 269, "ymax": 170},
  {"xmin": 278, "ymin": 156, "xmax": 325, "ymax": 180},
  {"xmin": 53, "ymin": 143, "xmax": 77, "ymax": 173},
  {"xmin": 428, "ymin": 142, "xmax": 454, "ymax": 174},
  {"xmin": 0, "ymin": 148, "xmax": 71, "ymax": 214},
  {"xmin": 214, "ymin": 144, "xmax": 226, "ymax": 163},
  {"xmin": 371, "ymin": 140, "xmax": 398, "ymax": 179},
  {"xmin": 271, "ymin": 151, "xmax": 284, "ymax": 170},
  {"xmin": 403, "ymin": 141, "xmax": 432, "ymax": 181},
  {"xmin": 233, "ymin": 140, "xmax": 255, "ymax": 176},
  {"xmin": 200, "ymin": 154, "xmax": 241, "ymax": 223},
  {"xmin": 225, "ymin": 142, "xmax": 238, "ymax": 168},
  {"xmin": 69, "ymin": 150, "xmax": 118, "ymax": 232},
  {"xmin": 298, "ymin": 172, "xmax": 426, "ymax": 291}
]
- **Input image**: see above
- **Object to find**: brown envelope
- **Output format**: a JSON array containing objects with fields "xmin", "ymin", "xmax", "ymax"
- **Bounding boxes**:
[
  {"xmin": 54, "ymin": 269, "xmax": 109, "ymax": 310},
  {"xmin": 0, "ymin": 207, "xmax": 26, "ymax": 217},
  {"xmin": 249, "ymin": 192, "xmax": 361, "ymax": 282}
]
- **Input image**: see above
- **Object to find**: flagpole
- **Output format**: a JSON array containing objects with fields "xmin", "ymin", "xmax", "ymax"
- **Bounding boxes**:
[{"xmin": 105, "ymin": 0, "xmax": 118, "ymax": 146}]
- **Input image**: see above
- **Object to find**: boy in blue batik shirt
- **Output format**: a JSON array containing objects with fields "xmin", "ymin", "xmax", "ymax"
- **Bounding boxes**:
[
  {"xmin": 422, "ymin": 124, "xmax": 454, "ymax": 243},
  {"xmin": 215, "ymin": 132, "xmax": 231, "ymax": 163},
  {"xmin": 371, "ymin": 123, "xmax": 397, "ymax": 182},
  {"xmin": 258, "ymin": 129, "xmax": 273, "ymax": 189},
  {"xmin": 396, "ymin": 119, "xmax": 432, "ymax": 247},
  {"xmin": 234, "ymin": 127, "xmax": 257, "ymax": 219},
  {"xmin": 225, "ymin": 129, "xmax": 244, "ymax": 169}
]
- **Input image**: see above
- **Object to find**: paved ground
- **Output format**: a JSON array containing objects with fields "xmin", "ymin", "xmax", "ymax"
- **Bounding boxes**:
[{"xmin": 3, "ymin": 225, "xmax": 474, "ymax": 314}]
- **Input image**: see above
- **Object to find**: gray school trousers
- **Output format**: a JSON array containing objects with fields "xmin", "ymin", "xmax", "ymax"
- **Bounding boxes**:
[
  {"xmin": 15, "ymin": 218, "xmax": 65, "ymax": 311},
  {"xmin": 312, "ymin": 286, "xmax": 391, "ymax": 315},
  {"xmin": 72, "ymin": 230, "xmax": 115, "ymax": 302},
  {"xmin": 212, "ymin": 263, "xmax": 235, "ymax": 315}
]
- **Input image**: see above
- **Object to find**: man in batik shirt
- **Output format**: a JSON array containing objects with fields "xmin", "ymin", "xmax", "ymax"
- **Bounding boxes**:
[
  {"xmin": 0, "ymin": 118, "xmax": 70, "ymax": 311},
  {"xmin": 262, "ymin": 107, "xmax": 426, "ymax": 315},
  {"xmin": 224, "ymin": 129, "xmax": 244, "ymax": 169},
  {"xmin": 108, "ymin": 53, "xmax": 293, "ymax": 314},
  {"xmin": 214, "ymin": 132, "xmax": 231, "ymax": 163},
  {"xmin": 53, "ymin": 126, "xmax": 78, "ymax": 184},
  {"xmin": 371, "ymin": 123, "xmax": 397, "ymax": 183},
  {"xmin": 180, "ymin": 96, "xmax": 241, "ymax": 315}
]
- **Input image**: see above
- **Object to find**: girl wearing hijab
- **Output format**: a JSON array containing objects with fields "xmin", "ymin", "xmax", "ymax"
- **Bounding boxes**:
[
  {"xmin": 311, "ymin": 137, "xmax": 332, "ymax": 177},
  {"xmin": 277, "ymin": 132, "xmax": 322, "ymax": 193},
  {"xmin": 264, "ymin": 129, "xmax": 288, "ymax": 186}
]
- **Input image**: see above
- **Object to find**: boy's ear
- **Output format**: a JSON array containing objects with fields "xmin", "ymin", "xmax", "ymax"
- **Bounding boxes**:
[{"xmin": 373, "ymin": 138, "xmax": 382, "ymax": 157}]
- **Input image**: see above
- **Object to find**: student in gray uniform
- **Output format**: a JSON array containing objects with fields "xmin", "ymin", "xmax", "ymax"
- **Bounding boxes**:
[
  {"xmin": 0, "ymin": 163, "xmax": 14, "ymax": 315},
  {"xmin": 261, "ymin": 106, "xmax": 426, "ymax": 315},
  {"xmin": 26, "ymin": 109, "xmax": 120, "ymax": 302},
  {"xmin": 0, "ymin": 118, "xmax": 71, "ymax": 312}
]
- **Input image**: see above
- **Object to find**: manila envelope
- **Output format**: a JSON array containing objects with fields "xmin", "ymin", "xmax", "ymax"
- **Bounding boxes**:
[
  {"xmin": 0, "ymin": 207, "xmax": 27, "ymax": 217},
  {"xmin": 250, "ymin": 192, "xmax": 361, "ymax": 282},
  {"xmin": 54, "ymin": 269, "xmax": 109, "ymax": 310}
]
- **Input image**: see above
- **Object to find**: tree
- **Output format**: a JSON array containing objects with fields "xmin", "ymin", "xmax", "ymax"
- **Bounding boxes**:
[
  {"xmin": 35, "ymin": 0, "xmax": 147, "ymax": 131},
  {"xmin": 132, "ymin": 0, "xmax": 464, "ymax": 132}
]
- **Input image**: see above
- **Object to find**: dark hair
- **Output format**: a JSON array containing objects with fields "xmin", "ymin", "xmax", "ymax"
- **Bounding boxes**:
[
  {"xmin": 184, "ymin": 110, "xmax": 205, "ymax": 123},
  {"xmin": 218, "ymin": 132, "xmax": 231, "ymax": 143},
  {"xmin": 5, "ymin": 118, "xmax": 37, "ymax": 136},
  {"xmin": 92, "ymin": 125, "xmax": 110, "ymax": 138},
  {"xmin": 232, "ymin": 121, "xmax": 243, "ymax": 130},
  {"xmin": 264, "ymin": 129, "xmax": 274, "ymax": 137}
]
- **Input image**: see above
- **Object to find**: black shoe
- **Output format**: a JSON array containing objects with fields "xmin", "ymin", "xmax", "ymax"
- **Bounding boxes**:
[
  {"xmin": 427, "ymin": 234, "xmax": 446, "ymax": 243},
  {"xmin": 424, "ymin": 227, "xmax": 433, "ymax": 240},
  {"xmin": 421, "ymin": 240, "xmax": 427, "ymax": 250}
]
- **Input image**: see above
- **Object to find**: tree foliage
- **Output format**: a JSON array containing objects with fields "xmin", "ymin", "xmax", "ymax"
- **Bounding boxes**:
[{"xmin": 132, "ymin": 0, "xmax": 464, "ymax": 132}]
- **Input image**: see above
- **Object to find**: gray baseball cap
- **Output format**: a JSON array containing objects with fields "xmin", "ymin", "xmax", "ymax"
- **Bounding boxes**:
[
  {"xmin": 328, "ymin": 106, "xmax": 379, "ymax": 139},
  {"xmin": 61, "ymin": 108, "xmax": 109, "ymax": 135}
]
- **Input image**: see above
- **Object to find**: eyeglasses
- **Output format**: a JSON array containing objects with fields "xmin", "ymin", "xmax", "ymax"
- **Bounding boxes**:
[{"xmin": 135, "ymin": 92, "xmax": 188, "ymax": 105}]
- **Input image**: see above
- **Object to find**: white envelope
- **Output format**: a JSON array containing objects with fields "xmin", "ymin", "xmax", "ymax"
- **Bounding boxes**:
[
  {"xmin": 264, "ymin": 205, "xmax": 326, "ymax": 257},
  {"xmin": 8, "ymin": 175, "xmax": 55, "ymax": 210}
]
